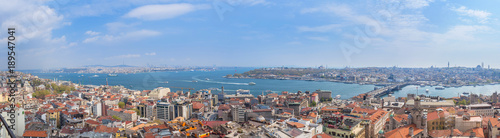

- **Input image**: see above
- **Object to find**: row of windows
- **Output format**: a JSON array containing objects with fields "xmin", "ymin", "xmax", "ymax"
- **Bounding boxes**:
[{"xmin": 327, "ymin": 131, "xmax": 355, "ymax": 138}]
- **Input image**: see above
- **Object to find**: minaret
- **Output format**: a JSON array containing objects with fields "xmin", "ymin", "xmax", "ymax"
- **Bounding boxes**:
[
  {"xmin": 221, "ymin": 86, "xmax": 224, "ymax": 95},
  {"xmin": 448, "ymin": 62, "xmax": 450, "ymax": 68}
]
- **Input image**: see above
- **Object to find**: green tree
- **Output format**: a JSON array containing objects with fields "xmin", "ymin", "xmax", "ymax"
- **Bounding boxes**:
[
  {"xmin": 130, "ymin": 108, "xmax": 141, "ymax": 116},
  {"xmin": 112, "ymin": 115, "xmax": 122, "ymax": 121},
  {"xmin": 118, "ymin": 102, "xmax": 125, "ymax": 109},
  {"xmin": 32, "ymin": 89, "xmax": 51, "ymax": 99},
  {"xmin": 309, "ymin": 101, "xmax": 317, "ymax": 107}
]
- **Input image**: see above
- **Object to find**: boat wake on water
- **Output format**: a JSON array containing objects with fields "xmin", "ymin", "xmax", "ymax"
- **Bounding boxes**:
[{"xmin": 191, "ymin": 76, "xmax": 249, "ymax": 85}]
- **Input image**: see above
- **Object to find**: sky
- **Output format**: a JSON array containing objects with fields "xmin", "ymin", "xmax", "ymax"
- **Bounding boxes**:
[{"xmin": 1, "ymin": 0, "xmax": 499, "ymax": 70}]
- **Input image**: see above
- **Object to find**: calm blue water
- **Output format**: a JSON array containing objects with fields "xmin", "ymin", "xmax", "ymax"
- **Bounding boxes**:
[
  {"xmin": 390, "ymin": 85, "xmax": 500, "ymax": 98},
  {"xmin": 28, "ymin": 68, "xmax": 500, "ymax": 99},
  {"xmin": 27, "ymin": 68, "xmax": 375, "ymax": 99}
]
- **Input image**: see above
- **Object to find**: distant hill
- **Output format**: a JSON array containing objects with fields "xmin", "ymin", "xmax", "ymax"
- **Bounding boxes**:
[{"xmin": 83, "ymin": 65, "xmax": 137, "ymax": 67}]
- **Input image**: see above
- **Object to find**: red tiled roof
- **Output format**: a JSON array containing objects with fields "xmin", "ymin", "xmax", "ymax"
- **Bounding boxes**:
[
  {"xmin": 384, "ymin": 124, "xmax": 423, "ymax": 138},
  {"xmin": 23, "ymin": 130, "xmax": 48, "ymax": 137},
  {"xmin": 85, "ymin": 119, "xmax": 100, "ymax": 125},
  {"xmin": 427, "ymin": 111, "xmax": 449, "ymax": 121},
  {"xmin": 95, "ymin": 125, "xmax": 120, "ymax": 133},
  {"xmin": 218, "ymin": 104, "xmax": 230, "ymax": 110},
  {"xmin": 286, "ymin": 122, "xmax": 305, "ymax": 128},
  {"xmin": 202, "ymin": 121, "xmax": 229, "ymax": 128},
  {"xmin": 308, "ymin": 112, "xmax": 317, "ymax": 118},
  {"xmin": 429, "ymin": 129, "xmax": 463, "ymax": 137},
  {"xmin": 462, "ymin": 127, "xmax": 484, "ymax": 138},
  {"xmin": 192, "ymin": 102, "xmax": 204, "ymax": 110}
]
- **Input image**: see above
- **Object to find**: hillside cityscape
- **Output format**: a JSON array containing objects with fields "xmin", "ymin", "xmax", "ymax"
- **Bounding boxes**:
[{"xmin": 2, "ymin": 0, "xmax": 500, "ymax": 138}]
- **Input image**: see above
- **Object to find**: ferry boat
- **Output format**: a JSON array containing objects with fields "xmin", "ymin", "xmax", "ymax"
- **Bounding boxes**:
[
  {"xmin": 236, "ymin": 89, "xmax": 250, "ymax": 94},
  {"xmin": 208, "ymin": 88, "xmax": 220, "ymax": 91},
  {"xmin": 248, "ymin": 82, "xmax": 256, "ymax": 85},
  {"xmin": 108, "ymin": 74, "xmax": 118, "ymax": 77},
  {"xmin": 435, "ymin": 86, "xmax": 445, "ymax": 90}
]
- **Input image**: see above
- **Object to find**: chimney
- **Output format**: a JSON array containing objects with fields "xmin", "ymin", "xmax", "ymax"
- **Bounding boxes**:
[{"xmin": 409, "ymin": 127, "xmax": 414, "ymax": 136}]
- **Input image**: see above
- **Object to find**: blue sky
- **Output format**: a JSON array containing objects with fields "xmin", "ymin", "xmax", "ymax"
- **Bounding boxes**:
[{"xmin": 1, "ymin": 0, "xmax": 499, "ymax": 69}]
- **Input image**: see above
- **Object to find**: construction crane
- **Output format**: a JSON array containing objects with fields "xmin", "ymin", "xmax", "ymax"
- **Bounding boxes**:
[{"xmin": 171, "ymin": 87, "xmax": 195, "ymax": 93}]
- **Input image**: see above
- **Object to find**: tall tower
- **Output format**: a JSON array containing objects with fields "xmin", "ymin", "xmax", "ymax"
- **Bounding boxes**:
[
  {"xmin": 411, "ymin": 96, "xmax": 425, "ymax": 129},
  {"xmin": 448, "ymin": 62, "xmax": 450, "ymax": 68},
  {"xmin": 482, "ymin": 62, "xmax": 484, "ymax": 68},
  {"xmin": 221, "ymin": 86, "xmax": 224, "ymax": 95}
]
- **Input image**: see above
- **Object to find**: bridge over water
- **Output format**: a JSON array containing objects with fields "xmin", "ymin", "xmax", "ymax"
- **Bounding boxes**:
[{"xmin": 354, "ymin": 82, "xmax": 416, "ymax": 99}]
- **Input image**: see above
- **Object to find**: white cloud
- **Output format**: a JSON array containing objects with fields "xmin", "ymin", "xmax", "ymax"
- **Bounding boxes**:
[
  {"xmin": 403, "ymin": 0, "xmax": 434, "ymax": 9},
  {"xmin": 0, "ymin": 0, "xmax": 79, "ymax": 69},
  {"xmin": 124, "ymin": 3, "xmax": 210, "ymax": 20},
  {"xmin": 145, "ymin": 52, "xmax": 156, "ymax": 56},
  {"xmin": 85, "ymin": 30, "xmax": 100, "ymax": 36},
  {"xmin": 297, "ymin": 24, "xmax": 342, "ymax": 32},
  {"xmin": 83, "ymin": 29, "xmax": 161, "ymax": 43},
  {"xmin": 226, "ymin": 0, "xmax": 270, "ymax": 6},
  {"xmin": 452, "ymin": 6, "xmax": 491, "ymax": 23},
  {"xmin": 61, "ymin": 42, "xmax": 78, "ymax": 49}
]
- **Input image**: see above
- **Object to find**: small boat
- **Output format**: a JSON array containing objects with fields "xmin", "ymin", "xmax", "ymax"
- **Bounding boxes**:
[
  {"xmin": 426, "ymin": 89, "xmax": 429, "ymax": 92},
  {"xmin": 208, "ymin": 88, "xmax": 220, "ymax": 91},
  {"xmin": 192, "ymin": 80, "xmax": 198, "ymax": 82},
  {"xmin": 248, "ymin": 82, "xmax": 256, "ymax": 85},
  {"xmin": 92, "ymin": 75, "xmax": 99, "ymax": 77},
  {"xmin": 160, "ymin": 81, "xmax": 168, "ymax": 84},
  {"xmin": 108, "ymin": 74, "xmax": 118, "ymax": 77},
  {"xmin": 435, "ymin": 86, "xmax": 445, "ymax": 90},
  {"xmin": 205, "ymin": 78, "xmax": 210, "ymax": 80},
  {"xmin": 336, "ymin": 95, "xmax": 341, "ymax": 99}
]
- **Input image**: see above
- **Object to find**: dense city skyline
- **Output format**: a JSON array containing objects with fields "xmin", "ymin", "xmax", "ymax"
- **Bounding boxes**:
[{"xmin": 1, "ymin": 0, "xmax": 499, "ymax": 69}]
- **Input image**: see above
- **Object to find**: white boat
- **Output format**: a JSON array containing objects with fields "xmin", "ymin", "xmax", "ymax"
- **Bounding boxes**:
[
  {"xmin": 92, "ymin": 75, "xmax": 99, "ymax": 77},
  {"xmin": 108, "ymin": 74, "xmax": 118, "ymax": 77},
  {"xmin": 425, "ymin": 89, "xmax": 429, "ymax": 92},
  {"xmin": 205, "ymin": 78, "xmax": 210, "ymax": 80},
  {"xmin": 435, "ymin": 86, "xmax": 445, "ymax": 90},
  {"xmin": 248, "ymin": 82, "xmax": 256, "ymax": 85},
  {"xmin": 236, "ymin": 89, "xmax": 250, "ymax": 94}
]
